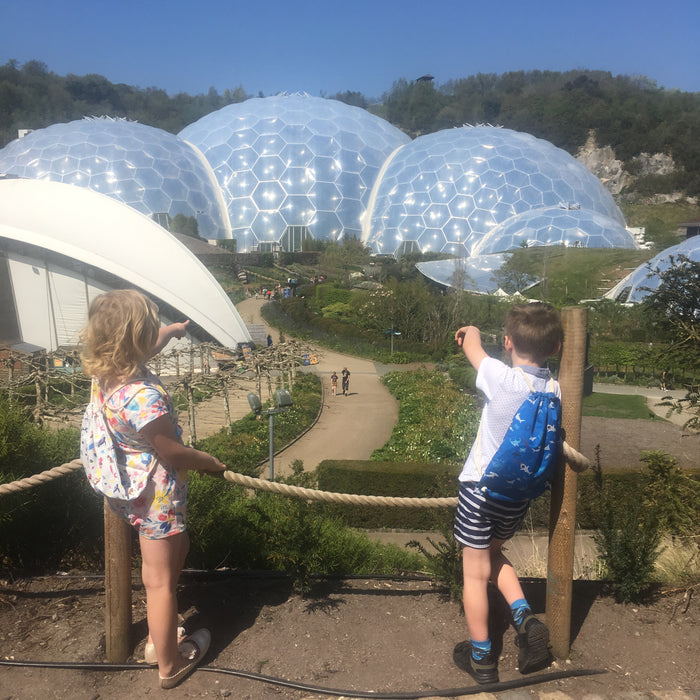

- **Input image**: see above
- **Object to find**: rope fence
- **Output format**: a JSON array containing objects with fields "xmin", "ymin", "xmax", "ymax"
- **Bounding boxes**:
[
  {"xmin": 0, "ymin": 439, "xmax": 590, "ymax": 503},
  {"xmin": 0, "ymin": 459, "xmax": 83, "ymax": 497}
]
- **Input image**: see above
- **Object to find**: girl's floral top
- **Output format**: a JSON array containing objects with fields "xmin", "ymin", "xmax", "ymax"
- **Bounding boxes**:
[{"xmin": 101, "ymin": 370, "xmax": 182, "ymax": 499}]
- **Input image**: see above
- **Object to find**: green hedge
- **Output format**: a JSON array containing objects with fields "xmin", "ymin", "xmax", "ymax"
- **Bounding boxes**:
[
  {"xmin": 317, "ymin": 460, "xmax": 459, "ymax": 529},
  {"xmin": 313, "ymin": 459, "xmax": 700, "ymax": 533}
]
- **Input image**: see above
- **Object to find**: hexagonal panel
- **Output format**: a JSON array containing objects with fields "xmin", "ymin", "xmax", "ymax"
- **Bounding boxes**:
[
  {"xmin": 365, "ymin": 125, "xmax": 627, "ymax": 258},
  {"xmin": 0, "ymin": 117, "xmax": 229, "ymax": 238},
  {"xmin": 179, "ymin": 94, "xmax": 409, "ymax": 250},
  {"xmin": 252, "ymin": 181, "xmax": 285, "ymax": 211}
]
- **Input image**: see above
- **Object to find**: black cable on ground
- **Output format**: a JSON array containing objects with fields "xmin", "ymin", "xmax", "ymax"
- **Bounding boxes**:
[{"xmin": 0, "ymin": 659, "xmax": 605, "ymax": 698}]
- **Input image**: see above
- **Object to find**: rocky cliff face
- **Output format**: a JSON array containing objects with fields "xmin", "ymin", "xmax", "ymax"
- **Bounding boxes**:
[{"xmin": 575, "ymin": 131, "xmax": 678, "ymax": 200}]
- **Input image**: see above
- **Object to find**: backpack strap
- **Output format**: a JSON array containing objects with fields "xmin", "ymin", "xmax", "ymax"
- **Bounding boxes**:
[{"xmin": 515, "ymin": 366, "xmax": 555, "ymax": 394}]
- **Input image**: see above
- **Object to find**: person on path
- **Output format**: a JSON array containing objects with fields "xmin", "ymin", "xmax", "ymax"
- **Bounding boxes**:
[
  {"xmin": 341, "ymin": 367, "xmax": 350, "ymax": 396},
  {"xmin": 330, "ymin": 371, "xmax": 338, "ymax": 396},
  {"xmin": 267, "ymin": 334, "xmax": 273, "ymax": 347},
  {"xmin": 80, "ymin": 290, "xmax": 226, "ymax": 690},
  {"xmin": 452, "ymin": 303, "xmax": 562, "ymax": 684}
]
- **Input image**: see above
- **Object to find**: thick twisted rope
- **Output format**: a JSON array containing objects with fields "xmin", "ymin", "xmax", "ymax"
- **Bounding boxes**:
[
  {"xmin": 221, "ymin": 437, "xmax": 589, "ymax": 505},
  {"xmin": 0, "ymin": 459, "xmax": 83, "ymax": 497},
  {"xmin": 0, "ymin": 441, "xmax": 589, "ymax": 502},
  {"xmin": 562, "ymin": 440, "xmax": 591, "ymax": 472},
  {"xmin": 221, "ymin": 470, "xmax": 459, "ymax": 507}
]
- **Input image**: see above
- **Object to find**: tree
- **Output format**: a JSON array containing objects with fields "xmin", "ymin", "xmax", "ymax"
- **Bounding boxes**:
[
  {"xmin": 318, "ymin": 236, "xmax": 371, "ymax": 279},
  {"xmin": 644, "ymin": 254, "xmax": 700, "ymax": 431},
  {"xmin": 330, "ymin": 91, "xmax": 368, "ymax": 109},
  {"xmin": 491, "ymin": 253, "xmax": 538, "ymax": 294},
  {"xmin": 643, "ymin": 254, "xmax": 700, "ymax": 351},
  {"xmin": 169, "ymin": 213, "xmax": 199, "ymax": 238}
]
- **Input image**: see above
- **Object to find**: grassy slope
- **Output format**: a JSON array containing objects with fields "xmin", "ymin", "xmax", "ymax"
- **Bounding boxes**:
[{"xmin": 582, "ymin": 392, "xmax": 664, "ymax": 420}]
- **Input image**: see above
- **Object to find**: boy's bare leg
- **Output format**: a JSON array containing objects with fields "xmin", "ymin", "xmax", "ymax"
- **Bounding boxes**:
[
  {"xmin": 490, "ymin": 539, "xmax": 526, "ymax": 606},
  {"xmin": 461, "ymin": 545, "xmax": 491, "ymax": 641}
]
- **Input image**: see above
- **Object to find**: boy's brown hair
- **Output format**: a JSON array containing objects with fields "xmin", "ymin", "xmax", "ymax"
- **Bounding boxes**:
[
  {"xmin": 80, "ymin": 289, "xmax": 159, "ymax": 382},
  {"xmin": 504, "ymin": 302, "xmax": 563, "ymax": 363}
]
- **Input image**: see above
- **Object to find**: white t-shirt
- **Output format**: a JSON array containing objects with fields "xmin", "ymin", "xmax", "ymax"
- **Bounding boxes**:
[{"xmin": 459, "ymin": 357, "xmax": 561, "ymax": 483}]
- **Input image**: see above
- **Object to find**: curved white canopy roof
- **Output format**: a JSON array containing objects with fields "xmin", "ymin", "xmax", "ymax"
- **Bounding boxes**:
[{"xmin": 0, "ymin": 178, "xmax": 251, "ymax": 349}]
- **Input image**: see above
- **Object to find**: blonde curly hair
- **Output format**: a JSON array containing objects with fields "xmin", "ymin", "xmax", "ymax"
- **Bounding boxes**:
[{"xmin": 80, "ymin": 289, "xmax": 159, "ymax": 382}]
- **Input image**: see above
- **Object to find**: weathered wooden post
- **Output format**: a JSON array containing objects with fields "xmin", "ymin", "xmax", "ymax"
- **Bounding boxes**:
[
  {"xmin": 186, "ymin": 378, "xmax": 197, "ymax": 446},
  {"xmin": 8, "ymin": 354, "xmax": 14, "ymax": 403},
  {"xmin": 221, "ymin": 376, "xmax": 231, "ymax": 426},
  {"xmin": 104, "ymin": 501, "xmax": 132, "ymax": 662},
  {"xmin": 546, "ymin": 305, "xmax": 587, "ymax": 659}
]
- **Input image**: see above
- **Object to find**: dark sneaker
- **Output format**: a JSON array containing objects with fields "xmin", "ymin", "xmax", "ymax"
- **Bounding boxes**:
[
  {"xmin": 516, "ymin": 615, "xmax": 551, "ymax": 674},
  {"xmin": 453, "ymin": 640, "xmax": 499, "ymax": 684}
]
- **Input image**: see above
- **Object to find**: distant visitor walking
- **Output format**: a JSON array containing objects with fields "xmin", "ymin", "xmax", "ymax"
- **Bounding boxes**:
[
  {"xmin": 330, "ymin": 371, "xmax": 338, "ymax": 397},
  {"xmin": 341, "ymin": 367, "xmax": 350, "ymax": 396}
]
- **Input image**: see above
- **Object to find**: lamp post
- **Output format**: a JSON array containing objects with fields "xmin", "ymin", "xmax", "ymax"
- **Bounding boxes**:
[
  {"xmin": 385, "ymin": 328, "xmax": 401, "ymax": 356},
  {"xmin": 247, "ymin": 389, "xmax": 294, "ymax": 481}
]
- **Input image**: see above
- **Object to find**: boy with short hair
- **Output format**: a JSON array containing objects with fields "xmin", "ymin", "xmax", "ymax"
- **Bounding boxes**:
[{"xmin": 453, "ymin": 302, "xmax": 563, "ymax": 684}]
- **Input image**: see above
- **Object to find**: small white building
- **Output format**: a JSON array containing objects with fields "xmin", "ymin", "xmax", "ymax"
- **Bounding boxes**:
[{"xmin": 0, "ymin": 179, "xmax": 251, "ymax": 353}]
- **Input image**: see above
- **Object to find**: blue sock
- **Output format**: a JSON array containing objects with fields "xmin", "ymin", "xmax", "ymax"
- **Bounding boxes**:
[
  {"xmin": 470, "ymin": 638, "xmax": 491, "ymax": 661},
  {"xmin": 510, "ymin": 598, "xmax": 531, "ymax": 628}
]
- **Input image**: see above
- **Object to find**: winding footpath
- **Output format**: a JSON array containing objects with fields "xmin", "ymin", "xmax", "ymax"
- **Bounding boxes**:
[{"xmin": 235, "ymin": 296, "xmax": 399, "ymax": 478}]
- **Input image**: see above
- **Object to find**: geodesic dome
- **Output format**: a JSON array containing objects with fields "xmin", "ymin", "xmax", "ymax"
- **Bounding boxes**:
[
  {"xmin": 363, "ymin": 126, "xmax": 627, "ymax": 258},
  {"xmin": 178, "ymin": 94, "xmax": 410, "ymax": 252},
  {"xmin": 605, "ymin": 236, "xmax": 700, "ymax": 303},
  {"xmin": 415, "ymin": 254, "xmax": 512, "ymax": 294},
  {"xmin": 472, "ymin": 207, "xmax": 636, "ymax": 255},
  {"xmin": 0, "ymin": 117, "xmax": 230, "ymax": 239}
]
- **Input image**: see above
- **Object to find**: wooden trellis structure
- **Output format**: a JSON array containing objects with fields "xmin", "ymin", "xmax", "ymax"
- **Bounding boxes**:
[{"xmin": 0, "ymin": 338, "xmax": 315, "ymax": 444}]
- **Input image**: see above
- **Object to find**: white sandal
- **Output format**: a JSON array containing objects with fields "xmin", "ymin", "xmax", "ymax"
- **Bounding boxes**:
[
  {"xmin": 159, "ymin": 628, "xmax": 210, "ymax": 690},
  {"xmin": 143, "ymin": 626, "xmax": 186, "ymax": 665}
]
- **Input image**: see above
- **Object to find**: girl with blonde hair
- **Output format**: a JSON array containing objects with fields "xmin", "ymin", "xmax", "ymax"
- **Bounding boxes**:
[{"xmin": 80, "ymin": 289, "xmax": 226, "ymax": 689}]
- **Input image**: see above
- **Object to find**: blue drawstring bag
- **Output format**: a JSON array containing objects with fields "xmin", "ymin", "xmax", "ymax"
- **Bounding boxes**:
[{"xmin": 476, "ymin": 371, "xmax": 562, "ymax": 501}]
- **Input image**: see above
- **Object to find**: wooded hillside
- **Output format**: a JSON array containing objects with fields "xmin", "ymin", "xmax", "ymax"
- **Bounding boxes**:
[{"xmin": 1, "ymin": 60, "xmax": 699, "ymax": 196}]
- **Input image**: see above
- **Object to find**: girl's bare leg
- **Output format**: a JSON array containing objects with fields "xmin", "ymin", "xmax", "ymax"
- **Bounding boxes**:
[{"xmin": 140, "ymin": 531, "xmax": 190, "ymax": 678}]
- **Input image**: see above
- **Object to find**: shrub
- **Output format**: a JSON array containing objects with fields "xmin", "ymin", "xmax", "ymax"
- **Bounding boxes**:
[
  {"xmin": 594, "ymin": 501, "xmax": 662, "ymax": 603},
  {"xmin": 187, "ymin": 473, "xmax": 424, "ymax": 593},
  {"xmin": 317, "ymin": 460, "xmax": 459, "ymax": 529},
  {"xmin": 590, "ymin": 448, "xmax": 663, "ymax": 602},
  {"xmin": 408, "ymin": 514, "xmax": 463, "ymax": 604},
  {"xmin": 641, "ymin": 450, "xmax": 700, "ymax": 538},
  {"xmin": 0, "ymin": 398, "xmax": 100, "ymax": 571},
  {"xmin": 372, "ymin": 370, "xmax": 479, "ymax": 463}
]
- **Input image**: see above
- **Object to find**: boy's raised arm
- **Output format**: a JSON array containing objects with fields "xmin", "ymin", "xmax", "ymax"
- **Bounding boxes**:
[{"xmin": 455, "ymin": 325, "xmax": 489, "ymax": 371}]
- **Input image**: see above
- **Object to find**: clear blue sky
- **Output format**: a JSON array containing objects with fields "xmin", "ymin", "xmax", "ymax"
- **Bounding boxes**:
[{"xmin": 1, "ymin": 0, "xmax": 698, "ymax": 99}]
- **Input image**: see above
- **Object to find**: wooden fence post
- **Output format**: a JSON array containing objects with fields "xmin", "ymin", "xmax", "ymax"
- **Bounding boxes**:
[
  {"xmin": 186, "ymin": 379, "xmax": 196, "ymax": 446},
  {"xmin": 104, "ymin": 501, "xmax": 132, "ymax": 662},
  {"xmin": 546, "ymin": 305, "xmax": 587, "ymax": 659},
  {"xmin": 221, "ymin": 376, "xmax": 231, "ymax": 426}
]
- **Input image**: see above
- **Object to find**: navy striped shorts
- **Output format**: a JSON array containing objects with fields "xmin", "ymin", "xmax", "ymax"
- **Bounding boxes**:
[{"xmin": 454, "ymin": 482, "xmax": 530, "ymax": 549}]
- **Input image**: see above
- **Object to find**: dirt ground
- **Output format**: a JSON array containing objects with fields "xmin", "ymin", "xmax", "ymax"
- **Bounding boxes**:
[{"xmin": 0, "ymin": 570, "xmax": 698, "ymax": 700}]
